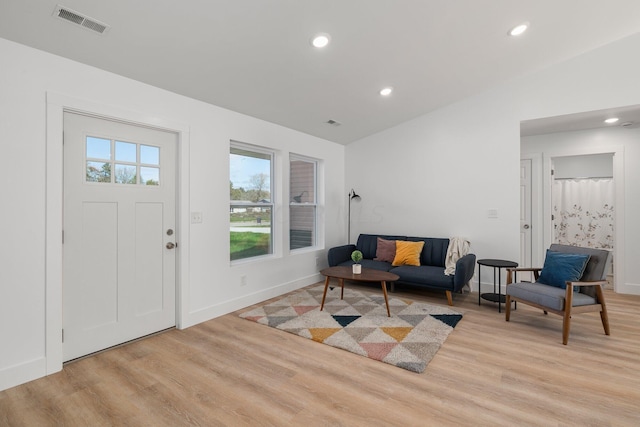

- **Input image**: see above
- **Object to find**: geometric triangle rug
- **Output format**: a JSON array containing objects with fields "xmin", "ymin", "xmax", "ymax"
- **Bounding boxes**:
[{"xmin": 239, "ymin": 285, "xmax": 463, "ymax": 373}]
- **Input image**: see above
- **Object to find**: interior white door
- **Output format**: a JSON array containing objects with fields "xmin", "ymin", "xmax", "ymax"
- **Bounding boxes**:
[
  {"xmin": 63, "ymin": 112, "xmax": 177, "ymax": 361},
  {"xmin": 520, "ymin": 159, "xmax": 532, "ymax": 275}
]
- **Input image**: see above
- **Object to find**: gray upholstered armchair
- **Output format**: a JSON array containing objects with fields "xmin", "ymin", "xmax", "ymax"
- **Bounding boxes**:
[{"xmin": 505, "ymin": 244, "xmax": 611, "ymax": 345}]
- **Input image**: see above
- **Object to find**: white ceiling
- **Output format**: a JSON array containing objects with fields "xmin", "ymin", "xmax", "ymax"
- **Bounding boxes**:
[
  {"xmin": 2, "ymin": 1, "xmax": 640, "ymax": 144},
  {"xmin": 521, "ymin": 104, "xmax": 640, "ymax": 136}
]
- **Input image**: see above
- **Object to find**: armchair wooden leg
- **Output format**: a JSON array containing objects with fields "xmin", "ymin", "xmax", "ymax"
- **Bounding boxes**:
[
  {"xmin": 562, "ymin": 313, "xmax": 571, "ymax": 345},
  {"xmin": 595, "ymin": 285, "xmax": 611, "ymax": 336},
  {"xmin": 445, "ymin": 290, "xmax": 453, "ymax": 306},
  {"xmin": 600, "ymin": 308, "xmax": 611, "ymax": 336},
  {"xmin": 562, "ymin": 288, "xmax": 574, "ymax": 345},
  {"xmin": 505, "ymin": 295, "xmax": 511, "ymax": 321}
]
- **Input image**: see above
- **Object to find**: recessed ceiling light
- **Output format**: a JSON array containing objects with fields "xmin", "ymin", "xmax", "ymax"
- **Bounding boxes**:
[
  {"xmin": 379, "ymin": 87, "xmax": 393, "ymax": 96},
  {"xmin": 311, "ymin": 33, "xmax": 330, "ymax": 48},
  {"xmin": 605, "ymin": 117, "xmax": 619, "ymax": 124},
  {"xmin": 508, "ymin": 22, "xmax": 529, "ymax": 36}
]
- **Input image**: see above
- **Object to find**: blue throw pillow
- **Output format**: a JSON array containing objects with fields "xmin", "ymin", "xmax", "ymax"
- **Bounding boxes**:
[{"xmin": 538, "ymin": 250, "xmax": 590, "ymax": 290}]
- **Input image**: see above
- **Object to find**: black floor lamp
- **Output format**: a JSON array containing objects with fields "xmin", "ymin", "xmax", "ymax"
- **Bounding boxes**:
[{"xmin": 347, "ymin": 189, "xmax": 361, "ymax": 243}]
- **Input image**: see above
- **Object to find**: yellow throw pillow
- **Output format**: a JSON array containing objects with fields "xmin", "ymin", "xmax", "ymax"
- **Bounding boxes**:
[{"xmin": 392, "ymin": 240, "xmax": 425, "ymax": 266}]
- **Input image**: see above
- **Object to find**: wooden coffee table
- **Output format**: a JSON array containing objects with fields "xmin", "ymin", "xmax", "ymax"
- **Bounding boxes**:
[{"xmin": 320, "ymin": 266, "xmax": 400, "ymax": 317}]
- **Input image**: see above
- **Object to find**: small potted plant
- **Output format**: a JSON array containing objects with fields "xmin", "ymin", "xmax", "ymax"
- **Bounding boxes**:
[{"xmin": 351, "ymin": 250, "xmax": 363, "ymax": 274}]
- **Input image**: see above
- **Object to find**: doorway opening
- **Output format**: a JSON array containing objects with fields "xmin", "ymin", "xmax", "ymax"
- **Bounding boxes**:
[
  {"xmin": 62, "ymin": 111, "xmax": 179, "ymax": 361},
  {"xmin": 551, "ymin": 154, "xmax": 615, "ymax": 287},
  {"xmin": 520, "ymin": 106, "xmax": 630, "ymax": 293},
  {"xmin": 46, "ymin": 92, "xmax": 190, "ymax": 376}
]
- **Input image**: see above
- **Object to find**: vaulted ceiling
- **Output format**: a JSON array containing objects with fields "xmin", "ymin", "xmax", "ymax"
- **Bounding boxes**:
[{"xmin": 2, "ymin": 1, "xmax": 640, "ymax": 144}]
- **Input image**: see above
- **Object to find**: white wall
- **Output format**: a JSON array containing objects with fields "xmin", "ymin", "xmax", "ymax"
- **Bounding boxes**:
[
  {"xmin": 346, "ymin": 32, "xmax": 640, "ymax": 295},
  {"xmin": 0, "ymin": 37, "xmax": 345, "ymax": 391}
]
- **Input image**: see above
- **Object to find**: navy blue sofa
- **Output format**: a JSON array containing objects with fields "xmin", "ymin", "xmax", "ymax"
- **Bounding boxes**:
[{"xmin": 328, "ymin": 234, "xmax": 476, "ymax": 305}]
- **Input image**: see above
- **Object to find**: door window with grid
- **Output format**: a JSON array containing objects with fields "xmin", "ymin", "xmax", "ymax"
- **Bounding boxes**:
[{"xmin": 86, "ymin": 136, "xmax": 160, "ymax": 186}]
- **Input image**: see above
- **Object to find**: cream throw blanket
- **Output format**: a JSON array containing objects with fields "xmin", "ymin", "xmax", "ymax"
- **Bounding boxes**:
[{"xmin": 445, "ymin": 237, "xmax": 470, "ymax": 276}]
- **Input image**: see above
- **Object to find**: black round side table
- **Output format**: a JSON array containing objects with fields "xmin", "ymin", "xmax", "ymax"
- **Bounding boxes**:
[{"xmin": 477, "ymin": 259, "xmax": 518, "ymax": 313}]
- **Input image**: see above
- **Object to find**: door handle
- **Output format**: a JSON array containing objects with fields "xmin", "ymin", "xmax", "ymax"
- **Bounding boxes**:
[
  {"xmin": 166, "ymin": 242, "xmax": 176, "ymax": 249},
  {"xmin": 523, "ymin": 224, "xmax": 530, "ymax": 229}
]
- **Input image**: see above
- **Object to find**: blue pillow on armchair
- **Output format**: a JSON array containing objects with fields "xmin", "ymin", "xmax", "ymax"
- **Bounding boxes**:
[{"xmin": 537, "ymin": 250, "xmax": 590, "ymax": 290}]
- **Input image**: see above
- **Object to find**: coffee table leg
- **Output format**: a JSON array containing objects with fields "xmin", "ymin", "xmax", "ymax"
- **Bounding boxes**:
[
  {"xmin": 381, "ymin": 281, "xmax": 390, "ymax": 317},
  {"xmin": 340, "ymin": 278, "xmax": 344, "ymax": 300},
  {"xmin": 320, "ymin": 276, "xmax": 331, "ymax": 311}
]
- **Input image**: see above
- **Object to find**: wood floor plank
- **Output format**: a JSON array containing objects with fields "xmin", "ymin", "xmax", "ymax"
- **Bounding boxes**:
[{"xmin": 1, "ymin": 284, "xmax": 640, "ymax": 426}]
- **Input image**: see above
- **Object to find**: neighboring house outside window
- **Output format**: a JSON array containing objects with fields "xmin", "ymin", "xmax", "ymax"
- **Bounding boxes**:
[
  {"xmin": 230, "ymin": 142, "xmax": 274, "ymax": 261},
  {"xmin": 290, "ymin": 154, "xmax": 317, "ymax": 250}
]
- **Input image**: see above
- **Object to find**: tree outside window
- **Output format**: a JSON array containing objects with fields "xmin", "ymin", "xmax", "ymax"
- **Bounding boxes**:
[{"xmin": 230, "ymin": 144, "xmax": 274, "ymax": 261}]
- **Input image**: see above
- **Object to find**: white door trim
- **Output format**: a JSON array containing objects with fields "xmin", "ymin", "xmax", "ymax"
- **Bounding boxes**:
[
  {"xmin": 46, "ymin": 92, "xmax": 191, "ymax": 375},
  {"xmin": 520, "ymin": 153, "xmax": 543, "ymax": 268}
]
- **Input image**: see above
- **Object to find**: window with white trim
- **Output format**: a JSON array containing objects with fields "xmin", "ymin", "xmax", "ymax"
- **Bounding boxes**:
[
  {"xmin": 230, "ymin": 143, "xmax": 274, "ymax": 261},
  {"xmin": 289, "ymin": 154, "xmax": 317, "ymax": 250}
]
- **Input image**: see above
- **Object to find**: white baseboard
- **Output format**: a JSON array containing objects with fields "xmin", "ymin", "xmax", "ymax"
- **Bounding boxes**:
[
  {"xmin": 616, "ymin": 282, "xmax": 640, "ymax": 295},
  {"xmin": 181, "ymin": 273, "xmax": 323, "ymax": 329},
  {"xmin": 0, "ymin": 357, "xmax": 46, "ymax": 392}
]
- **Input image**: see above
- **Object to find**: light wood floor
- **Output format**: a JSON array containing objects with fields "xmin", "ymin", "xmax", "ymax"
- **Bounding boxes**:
[{"xmin": 2, "ymin": 283, "xmax": 640, "ymax": 426}]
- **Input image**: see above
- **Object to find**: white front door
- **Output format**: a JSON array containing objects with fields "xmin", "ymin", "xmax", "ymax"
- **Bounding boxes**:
[
  {"xmin": 520, "ymin": 159, "xmax": 532, "ymax": 276},
  {"xmin": 63, "ymin": 112, "xmax": 177, "ymax": 361}
]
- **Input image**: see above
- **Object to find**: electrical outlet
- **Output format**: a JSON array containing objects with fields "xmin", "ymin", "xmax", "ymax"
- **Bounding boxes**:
[
  {"xmin": 487, "ymin": 209, "xmax": 498, "ymax": 219},
  {"xmin": 240, "ymin": 275, "xmax": 247, "ymax": 286},
  {"xmin": 315, "ymin": 257, "xmax": 320, "ymax": 267},
  {"xmin": 191, "ymin": 212, "xmax": 203, "ymax": 223}
]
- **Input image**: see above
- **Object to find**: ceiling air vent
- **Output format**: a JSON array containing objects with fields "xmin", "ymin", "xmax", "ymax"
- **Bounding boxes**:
[
  {"xmin": 53, "ymin": 5, "xmax": 110, "ymax": 35},
  {"xmin": 326, "ymin": 119, "xmax": 342, "ymax": 127}
]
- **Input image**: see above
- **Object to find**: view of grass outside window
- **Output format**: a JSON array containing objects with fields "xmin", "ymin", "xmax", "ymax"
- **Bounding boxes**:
[
  {"xmin": 230, "ymin": 144, "xmax": 273, "ymax": 261},
  {"xmin": 290, "ymin": 155, "xmax": 317, "ymax": 250}
]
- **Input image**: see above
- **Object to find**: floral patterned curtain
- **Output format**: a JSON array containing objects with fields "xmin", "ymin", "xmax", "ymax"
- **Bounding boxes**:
[{"xmin": 553, "ymin": 178, "xmax": 614, "ymax": 249}]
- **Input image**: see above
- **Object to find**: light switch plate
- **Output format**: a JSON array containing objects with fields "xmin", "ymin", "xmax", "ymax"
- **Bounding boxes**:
[{"xmin": 191, "ymin": 212, "xmax": 203, "ymax": 223}]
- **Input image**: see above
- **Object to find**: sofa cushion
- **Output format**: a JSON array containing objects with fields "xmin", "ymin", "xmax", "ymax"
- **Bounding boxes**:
[
  {"xmin": 507, "ymin": 282, "xmax": 596, "ymax": 311},
  {"xmin": 391, "ymin": 265, "xmax": 453, "ymax": 289},
  {"xmin": 392, "ymin": 240, "xmax": 424, "ymax": 266},
  {"xmin": 337, "ymin": 259, "xmax": 393, "ymax": 272},
  {"xmin": 538, "ymin": 250, "xmax": 590, "ymax": 289},
  {"xmin": 408, "ymin": 237, "xmax": 449, "ymax": 267},
  {"xmin": 361, "ymin": 259, "xmax": 394, "ymax": 271},
  {"xmin": 356, "ymin": 234, "xmax": 407, "ymax": 260},
  {"xmin": 374, "ymin": 238, "xmax": 396, "ymax": 262}
]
